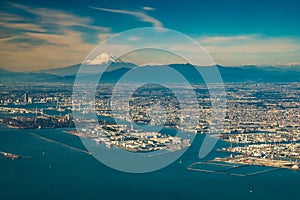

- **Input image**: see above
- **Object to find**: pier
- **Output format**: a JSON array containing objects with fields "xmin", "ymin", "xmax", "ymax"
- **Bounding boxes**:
[
  {"xmin": 188, "ymin": 160, "xmax": 280, "ymax": 177},
  {"xmin": 29, "ymin": 132, "xmax": 91, "ymax": 155}
]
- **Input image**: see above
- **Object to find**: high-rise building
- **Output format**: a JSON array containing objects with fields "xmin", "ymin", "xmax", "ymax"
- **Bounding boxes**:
[{"xmin": 23, "ymin": 92, "xmax": 28, "ymax": 104}]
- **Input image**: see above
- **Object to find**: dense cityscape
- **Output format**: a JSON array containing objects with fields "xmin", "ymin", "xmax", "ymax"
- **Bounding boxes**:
[{"xmin": 0, "ymin": 82, "xmax": 299, "ymax": 170}]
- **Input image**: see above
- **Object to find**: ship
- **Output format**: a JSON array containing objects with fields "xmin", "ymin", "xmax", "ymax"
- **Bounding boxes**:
[{"xmin": 0, "ymin": 151, "xmax": 21, "ymax": 159}]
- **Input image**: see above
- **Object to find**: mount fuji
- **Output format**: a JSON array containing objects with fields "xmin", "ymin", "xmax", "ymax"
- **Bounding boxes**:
[
  {"xmin": 39, "ymin": 53, "xmax": 135, "ymax": 76},
  {"xmin": 84, "ymin": 52, "xmax": 122, "ymax": 65}
]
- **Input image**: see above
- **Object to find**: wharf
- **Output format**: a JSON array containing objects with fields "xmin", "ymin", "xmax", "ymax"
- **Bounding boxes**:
[
  {"xmin": 29, "ymin": 132, "xmax": 91, "ymax": 155},
  {"xmin": 188, "ymin": 159, "xmax": 281, "ymax": 177}
]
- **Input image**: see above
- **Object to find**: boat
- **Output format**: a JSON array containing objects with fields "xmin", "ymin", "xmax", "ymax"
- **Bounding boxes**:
[{"xmin": 3, "ymin": 153, "xmax": 21, "ymax": 159}]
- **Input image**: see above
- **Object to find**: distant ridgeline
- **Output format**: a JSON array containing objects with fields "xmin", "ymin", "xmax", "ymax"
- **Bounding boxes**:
[{"xmin": 0, "ymin": 63, "xmax": 299, "ymax": 84}]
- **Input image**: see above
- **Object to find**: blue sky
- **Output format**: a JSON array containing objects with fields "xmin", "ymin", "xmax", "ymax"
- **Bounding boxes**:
[{"xmin": 1, "ymin": 0, "xmax": 300, "ymax": 71}]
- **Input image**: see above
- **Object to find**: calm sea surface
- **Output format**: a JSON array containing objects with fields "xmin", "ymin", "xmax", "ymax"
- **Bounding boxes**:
[{"xmin": 1, "ymin": 124, "xmax": 300, "ymax": 200}]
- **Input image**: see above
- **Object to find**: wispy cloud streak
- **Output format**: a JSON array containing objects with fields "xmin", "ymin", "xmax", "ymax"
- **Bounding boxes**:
[
  {"xmin": 0, "ymin": 3, "xmax": 112, "ymax": 71},
  {"xmin": 90, "ymin": 6, "xmax": 163, "ymax": 28}
]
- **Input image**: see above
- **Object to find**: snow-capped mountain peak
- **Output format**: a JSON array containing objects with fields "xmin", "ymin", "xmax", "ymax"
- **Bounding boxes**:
[{"xmin": 84, "ymin": 52, "xmax": 121, "ymax": 65}]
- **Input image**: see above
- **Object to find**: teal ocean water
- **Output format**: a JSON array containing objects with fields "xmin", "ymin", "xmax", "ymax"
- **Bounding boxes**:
[{"xmin": 1, "ymin": 124, "xmax": 300, "ymax": 200}]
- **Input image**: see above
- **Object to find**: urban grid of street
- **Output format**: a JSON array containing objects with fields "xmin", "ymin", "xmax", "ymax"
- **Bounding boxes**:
[{"xmin": 0, "ymin": 82, "xmax": 299, "ymax": 170}]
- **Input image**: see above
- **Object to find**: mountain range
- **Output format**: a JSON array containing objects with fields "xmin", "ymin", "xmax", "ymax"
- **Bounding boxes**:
[{"xmin": 0, "ymin": 53, "xmax": 299, "ymax": 84}]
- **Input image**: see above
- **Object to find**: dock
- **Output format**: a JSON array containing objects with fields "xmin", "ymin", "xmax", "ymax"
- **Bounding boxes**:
[
  {"xmin": 188, "ymin": 160, "xmax": 281, "ymax": 177},
  {"xmin": 29, "ymin": 132, "xmax": 91, "ymax": 155}
]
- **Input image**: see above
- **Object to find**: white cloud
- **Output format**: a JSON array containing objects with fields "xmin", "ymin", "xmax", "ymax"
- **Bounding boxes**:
[
  {"xmin": 197, "ymin": 34, "xmax": 300, "ymax": 65},
  {"xmin": 0, "ymin": 30, "xmax": 96, "ymax": 71},
  {"xmin": 0, "ymin": 3, "xmax": 112, "ymax": 71},
  {"xmin": 199, "ymin": 35, "xmax": 252, "ymax": 44},
  {"xmin": 90, "ymin": 6, "xmax": 163, "ymax": 28},
  {"xmin": 198, "ymin": 34, "xmax": 300, "ymax": 53},
  {"xmin": 127, "ymin": 36, "xmax": 141, "ymax": 41},
  {"xmin": 8, "ymin": 3, "xmax": 110, "ymax": 32},
  {"xmin": 142, "ymin": 7, "xmax": 156, "ymax": 11},
  {"xmin": 0, "ymin": 21, "xmax": 45, "ymax": 32},
  {"xmin": 97, "ymin": 33, "xmax": 113, "ymax": 42}
]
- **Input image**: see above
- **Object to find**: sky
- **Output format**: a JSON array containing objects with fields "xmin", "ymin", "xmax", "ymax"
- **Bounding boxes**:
[{"xmin": 1, "ymin": 0, "xmax": 300, "ymax": 71}]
